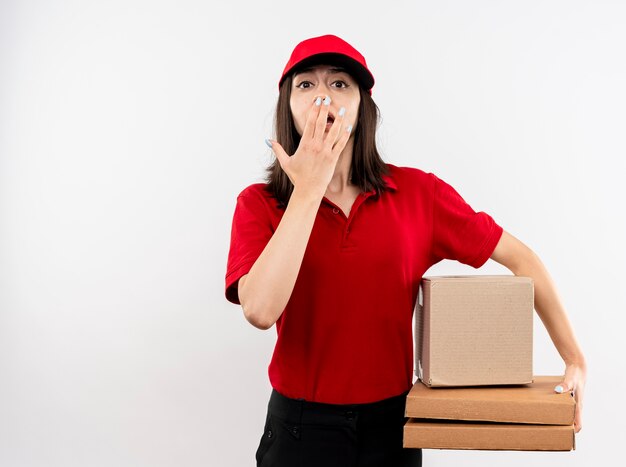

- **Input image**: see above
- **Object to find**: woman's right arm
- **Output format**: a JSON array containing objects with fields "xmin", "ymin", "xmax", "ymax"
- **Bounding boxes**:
[
  {"xmin": 238, "ymin": 94, "xmax": 352, "ymax": 330},
  {"xmin": 238, "ymin": 187, "xmax": 323, "ymax": 329}
]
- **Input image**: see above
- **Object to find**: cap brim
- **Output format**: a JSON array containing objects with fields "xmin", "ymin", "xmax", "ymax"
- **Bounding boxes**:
[{"xmin": 280, "ymin": 52, "xmax": 374, "ymax": 92}]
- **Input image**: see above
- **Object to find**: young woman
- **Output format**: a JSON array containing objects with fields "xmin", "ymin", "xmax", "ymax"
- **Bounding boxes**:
[{"xmin": 225, "ymin": 34, "xmax": 586, "ymax": 467}]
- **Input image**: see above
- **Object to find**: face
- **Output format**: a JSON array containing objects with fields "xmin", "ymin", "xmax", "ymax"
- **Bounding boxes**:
[{"xmin": 290, "ymin": 64, "xmax": 361, "ymax": 138}]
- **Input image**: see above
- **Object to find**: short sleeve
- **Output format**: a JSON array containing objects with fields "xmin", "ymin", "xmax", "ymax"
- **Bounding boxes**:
[
  {"xmin": 225, "ymin": 188, "xmax": 275, "ymax": 305},
  {"xmin": 431, "ymin": 174, "xmax": 503, "ymax": 268}
]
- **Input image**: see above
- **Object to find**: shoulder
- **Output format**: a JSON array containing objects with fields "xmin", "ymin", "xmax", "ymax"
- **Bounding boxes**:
[
  {"xmin": 385, "ymin": 163, "xmax": 439, "ymax": 191},
  {"xmin": 237, "ymin": 182, "xmax": 270, "ymax": 198},
  {"xmin": 234, "ymin": 182, "xmax": 283, "ymax": 218},
  {"xmin": 235, "ymin": 183, "xmax": 277, "ymax": 206}
]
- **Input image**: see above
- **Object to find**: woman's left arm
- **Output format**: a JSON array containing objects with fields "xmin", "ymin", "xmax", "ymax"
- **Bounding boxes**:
[{"xmin": 490, "ymin": 229, "xmax": 587, "ymax": 433}]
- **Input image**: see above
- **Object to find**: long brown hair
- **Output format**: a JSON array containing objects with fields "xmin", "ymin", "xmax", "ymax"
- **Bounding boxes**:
[{"xmin": 263, "ymin": 69, "xmax": 392, "ymax": 209}]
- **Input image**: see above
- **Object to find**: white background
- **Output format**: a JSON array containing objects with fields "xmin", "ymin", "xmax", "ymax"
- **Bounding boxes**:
[{"xmin": 1, "ymin": 0, "xmax": 624, "ymax": 466}]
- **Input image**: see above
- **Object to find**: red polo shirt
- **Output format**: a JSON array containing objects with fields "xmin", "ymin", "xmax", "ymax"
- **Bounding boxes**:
[{"xmin": 225, "ymin": 163, "xmax": 503, "ymax": 404}]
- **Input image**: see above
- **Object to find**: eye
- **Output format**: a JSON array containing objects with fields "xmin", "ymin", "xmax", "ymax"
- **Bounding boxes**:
[
  {"xmin": 333, "ymin": 80, "xmax": 349, "ymax": 89},
  {"xmin": 295, "ymin": 81, "xmax": 313, "ymax": 89}
]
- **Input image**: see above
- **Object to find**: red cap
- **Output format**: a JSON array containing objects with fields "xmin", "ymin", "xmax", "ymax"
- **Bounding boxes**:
[{"xmin": 279, "ymin": 34, "xmax": 375, "ymax": 95}]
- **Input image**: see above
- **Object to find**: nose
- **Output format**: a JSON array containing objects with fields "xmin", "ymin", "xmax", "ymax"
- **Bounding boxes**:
[
  {"xmin": 313, "ymin": 84, "xmax": 333, "ymax": 103},
  {"xmin": 313, "ymin": 93, "xmax": 331, "ymax": 104}
]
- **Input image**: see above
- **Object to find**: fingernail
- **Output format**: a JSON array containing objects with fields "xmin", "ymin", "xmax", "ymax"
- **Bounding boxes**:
[
  {"xmin": 315, "ymin": 97, "xmax": 322, "ymax": 106},
  {"xmin": 323, "ymin": 96, "xmax": 331, "ymax": 106},
  {"xmin": 554, "ymin": 385, "xmax": 564, "ymax": 393},
  {"xmin": 265, "ymin": 138, "xmax": 273, "ymax": 148},
  {"xmin": 346, "ymin": 124, "xmax": 353, "ymax": 133},
  {"xmin": 338, "ymin": 107, "xmax": 346, "ymax": 117}
]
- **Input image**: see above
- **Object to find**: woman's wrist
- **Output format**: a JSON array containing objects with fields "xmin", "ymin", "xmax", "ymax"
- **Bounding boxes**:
[
  {"xmin": 292, "ymin": 184, "xmax": 326, "ymax": 203},
  {"xmin": 564, "ymin": 355, "xmax": 587, "ymax": 369}
]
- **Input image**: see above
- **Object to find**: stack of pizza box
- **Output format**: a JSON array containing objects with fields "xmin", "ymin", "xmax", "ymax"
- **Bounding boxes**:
[
  {"xmin": 404, "ymin": 376, "xmax": 576, "ymax": 451},
  {"xmin": 404, "ymin": 276, "xmax": 576, "ymax": 451}
]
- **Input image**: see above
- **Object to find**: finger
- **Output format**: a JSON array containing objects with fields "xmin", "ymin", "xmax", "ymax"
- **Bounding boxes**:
[
  {"xmin": 331, "ymin": 122, "xmax": 353, "ymax": 156},
  {"xmin": 554, "ymin": 379, "xmax": 573, "ymax": 394},
  {"xmin": 314, "ymin": 95, "xmax": 331, "ymax": 140},
  {"xmin": 574, "ymin": 405, "xmax": 582, "ymax": 433},
  {"xmin": 302, "ymin": 96, "xmax": 323, "ymax": 140},
  {"xmin": 557, "ymin": 375, "xmax": 583, "ymax": 432},
  {"xmin": 324, "ymin": 106, "xmax": 346, "ymax": 147},
  {"xmin": 575, "ymin": 381, "xmax": 585, "ymax": 402},
  {"xmin": 266, "ymin": 139, "xmax": 290, "ymax": 174},
  {"xmin": 573, "ymin": 385, "xmax": 584, "ymax": 433}
]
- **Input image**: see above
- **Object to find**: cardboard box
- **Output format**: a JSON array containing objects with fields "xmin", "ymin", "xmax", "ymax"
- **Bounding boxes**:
[
  {"xmin": 403, "ymin": 419, "xmax": 575, "ymax": 451},
  {"xmin": 405, "ymin": 376, "xmax": 575, "ymax": 425},
  {"xmin": 415, "ymin": 275, "xmax": 534, "ymax": 387}
]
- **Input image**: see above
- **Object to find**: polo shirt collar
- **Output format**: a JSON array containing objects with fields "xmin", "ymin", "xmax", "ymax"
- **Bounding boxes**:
[
  {"xmin": 382, "ymin": 173, "xmax": 398, "ymax": 191},
  {"xmin": 365, "ymin": 173, "xmax": 397, "ymax": 196}
]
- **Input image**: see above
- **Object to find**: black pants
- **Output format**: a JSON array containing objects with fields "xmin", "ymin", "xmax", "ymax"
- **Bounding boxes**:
[{"xmin": 255, "ymin": 389, "xmax": 422, "ymax": 467}]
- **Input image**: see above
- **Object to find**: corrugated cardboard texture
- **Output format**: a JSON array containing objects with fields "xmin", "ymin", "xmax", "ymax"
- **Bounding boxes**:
[
  {"xmin": 403, "ymin": 419, "xmax": 575, "ymax": 451},
  {"xmin": 405, "ymin": 375, "xmax": 575, "ymax": 425},
  {"xmin": 416, "ymin": 275, "xmax": 533, "ymax": 387}
]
